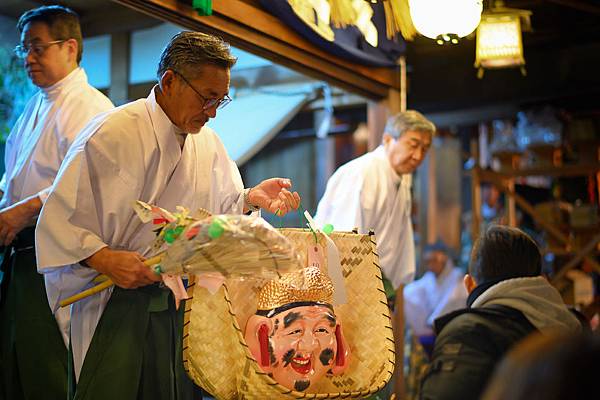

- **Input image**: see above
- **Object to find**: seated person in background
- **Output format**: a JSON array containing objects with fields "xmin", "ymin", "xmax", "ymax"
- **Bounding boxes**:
[
  {"xmin": 404, "ymin": 241, "xmax": 467, "ymax": 356},
  {"xmin": 482, "ymin": 332, "xmax": 599, "ymax": 400},
  {"xmin": 420, "ymin": 225, "xmax": 582, "ymax": 400}
]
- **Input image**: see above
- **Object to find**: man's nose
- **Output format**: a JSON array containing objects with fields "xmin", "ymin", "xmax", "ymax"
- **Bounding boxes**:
[
  {"xmin": 25, "ymin": 50, "xmax": 36, "ymax": 65},
  {"xmin": 204, "ymin": 105, "xmax": 218, "ymax": 119},
  {"xmin": 412, "ymin": 146, "xmax": 425, "ymax": 161}
]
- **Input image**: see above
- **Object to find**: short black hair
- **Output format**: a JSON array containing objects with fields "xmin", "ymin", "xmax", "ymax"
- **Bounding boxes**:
[
  {"xmin": 17, "ymin": 5, "xmax": 83, "ymax": 64},
  {"xmin": 469, "ymin": 225, "xmax": 541, "ymax": 284}
]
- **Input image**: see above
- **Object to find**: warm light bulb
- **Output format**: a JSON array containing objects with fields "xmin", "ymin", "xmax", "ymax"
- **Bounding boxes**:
[{"xmin": 409, "ymin": 0, "xmax": 483, "ymax": 40}]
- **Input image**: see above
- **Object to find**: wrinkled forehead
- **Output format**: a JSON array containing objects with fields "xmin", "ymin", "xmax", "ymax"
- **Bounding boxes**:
[{"xmin": 402, "ymin": 129, "xmax": 432, "ymax": 144}]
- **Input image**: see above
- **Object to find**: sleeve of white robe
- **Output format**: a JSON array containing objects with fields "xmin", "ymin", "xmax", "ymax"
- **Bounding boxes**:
[
  {"xmin": 0, "ymin": 109, "xmax": 26, "ymax": 196},
  {"xmin": 36, "ymin": 117, "xmax": 147, "ymax": 315},
  {"xmin": 32, "ymin": 94, "xmax": 112, "ymax": 206},
  {"xmin": 36, "ymin": 118, "xmax": 143, "ymax": 270}
]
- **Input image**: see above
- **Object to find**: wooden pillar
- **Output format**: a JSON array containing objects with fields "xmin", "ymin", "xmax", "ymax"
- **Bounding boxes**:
[
  {"xmin": 110, "ymin": 31, "xmax": 130, "ymax": 105},
  {"xmin": 367, "ymin": 87, "xmax": 402, "ymax": 150},
  {"xmin": 506, "ymin": 178, "xmax": 517, "ymax": 226},
  {"xmin": 399, "ymin": 55, "xmax": 407, "ymax": 113},
  {"xmin": 393, "ymin": 282, "xmax": 405, "ymax": 399},
  {"xmin": 366, "ymin": 79, "xmax": 405, "ymax": 399},
  {"xmin": 388, "ymin": 84, "xmax": 405, "ymax": 400},
  {"xmin": 471, "ymin": 139, "xmax": 482, "ymax": 240},
  {"xmin": 367, "ymin": 100, "xmax": 388, "ymax": 151}
]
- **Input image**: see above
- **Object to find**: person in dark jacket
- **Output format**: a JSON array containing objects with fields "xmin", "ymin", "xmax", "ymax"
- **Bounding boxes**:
[{"xmin": 419, "ymin": 225, "xmax": 581, "ymax": 400}]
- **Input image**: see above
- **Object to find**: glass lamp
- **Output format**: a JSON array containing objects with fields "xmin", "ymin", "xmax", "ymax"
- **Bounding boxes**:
[{"xmin": 409, "ymin": 0, "xmax": 483, "ymax": 45}]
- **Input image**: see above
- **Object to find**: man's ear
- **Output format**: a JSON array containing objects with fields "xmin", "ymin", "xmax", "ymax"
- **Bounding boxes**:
[
  {"xmin": 464, "ymin": 274, "xmax": 477, "ymax": 294},
  {"xmin": 65, "ymin": 38, "xmax": 78, "ymax": 64},
  {"xmin": 158, "ymin": 70, "xmax": 176, "ymax": 94},
  {"xmin": 382, "ymin": 133, "xmax": 394, "ymax": 147}
]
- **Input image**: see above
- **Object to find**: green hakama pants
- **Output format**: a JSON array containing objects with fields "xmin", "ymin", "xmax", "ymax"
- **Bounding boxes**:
[
  {"xmin": 0, "ymin": 230, "xmax": 68, "ymax": 400},
  {"xmin": 69, "ymin": 285, "xmax": 195, "ymax": 400}
]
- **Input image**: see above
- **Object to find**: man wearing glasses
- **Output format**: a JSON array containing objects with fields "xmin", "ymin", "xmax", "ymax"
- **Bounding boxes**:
[
  {"xmin": 314, "ymin": 111, "xmax": 435, "ymax": 398},
  {"xmin": 0, "ymin": 6, "xmax": 113, "ymax": 400},
  {"xmin": 35, "ymin": 31, "xmax": 300, "ymax": 400}
]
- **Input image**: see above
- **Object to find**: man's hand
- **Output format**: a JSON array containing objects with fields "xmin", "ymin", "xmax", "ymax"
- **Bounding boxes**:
[
  {"xmin": 0, "ymin": 196, "xmax": 42, "ymax": 245},
  {"xmin": 247, "ymin": 178, "xmax": 301, "ymax": 216},
  {"xmin": 84, "ymin": 248, "xmax": 162, "ymax": 289}
]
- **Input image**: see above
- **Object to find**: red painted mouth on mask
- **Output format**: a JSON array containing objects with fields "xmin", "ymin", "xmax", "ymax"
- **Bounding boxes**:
[{"xmin": 291, "ymin": 356, "xmax": 312, "ymax": 375}]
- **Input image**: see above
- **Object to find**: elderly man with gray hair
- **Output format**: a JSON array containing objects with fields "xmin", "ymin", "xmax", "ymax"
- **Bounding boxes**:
[
  {"xmin": 315, "ymin": 110, "xmax": 435, "ymax": 396},
  {"xmin": 35, "ymin": 31, "xmax": 300, "ymax": 400},
  {"xmin": 316, "ymin": 110, "xmax": 435, "ymax": 288}
]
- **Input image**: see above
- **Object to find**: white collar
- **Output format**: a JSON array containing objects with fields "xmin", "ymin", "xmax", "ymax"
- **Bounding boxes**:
[
  {"xmin": 41, "ymin": 67, "xmax": 86, "ymax": 100},
  {"xmin": 373, "ymin": 145, "xmax": 407, "ymax": 187}
]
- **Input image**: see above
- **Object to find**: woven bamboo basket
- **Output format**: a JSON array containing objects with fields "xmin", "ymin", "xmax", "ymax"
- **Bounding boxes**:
[{"xmin": 182, "ymin": 229, "xmax": 395, "ymax": 399}]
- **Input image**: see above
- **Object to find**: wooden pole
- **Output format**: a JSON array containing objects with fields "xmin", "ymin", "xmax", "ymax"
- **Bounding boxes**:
[
  {"xmin": 393, "ymin": 283, "xmax": 405, "ymax": 399},
  {"xmin": 471, "ymin": 140, "xmax": 482, "ymax": 240},
  {"xmin": 399, "ymin": 56, "xmax": 406, "ymax": 112}
]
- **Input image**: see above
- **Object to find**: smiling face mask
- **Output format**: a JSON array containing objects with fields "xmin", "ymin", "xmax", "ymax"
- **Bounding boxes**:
[{"xmin": 244, "ymin": 267, "xmax": 350, "ymax": 392}]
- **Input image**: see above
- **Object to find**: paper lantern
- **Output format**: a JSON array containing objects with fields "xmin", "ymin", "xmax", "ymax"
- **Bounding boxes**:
[{"xmin": 475, "ymin": 2, "xmax": 532, "ymax": 77}]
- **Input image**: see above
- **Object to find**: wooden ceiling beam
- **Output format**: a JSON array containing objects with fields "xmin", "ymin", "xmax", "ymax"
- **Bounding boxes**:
[{"xmin": 112, "ymin": 0, "xmax": 399, "ymax": 99}]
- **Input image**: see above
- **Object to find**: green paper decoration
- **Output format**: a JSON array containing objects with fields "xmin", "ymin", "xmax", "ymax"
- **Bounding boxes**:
[
  {"xmin": 164, "ymin": 230, "xmax": 176, "ymax": 244},
  {"xmin": 208, "ymin": 219, "xmax": 225, "ymax": 239},
  {"xmin": 192, "ymin": 0, "xmax": 212, "ymax": 16}
]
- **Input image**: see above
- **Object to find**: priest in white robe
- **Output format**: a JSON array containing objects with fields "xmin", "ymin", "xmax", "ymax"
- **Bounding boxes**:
[
  {"xmin": 0, "ymin": 6, "xmax": 113, "ymax": 400},
  {"xmin": 314, "ymin": 110, "xmax": 435, "ymax": 397},
  {"xmin": 404, "ymin": 241, "xmax": 467, "ymax": 354},
  {"xmin": 36, "ymin": 31, "xmax": 300, "ymax": 400}
]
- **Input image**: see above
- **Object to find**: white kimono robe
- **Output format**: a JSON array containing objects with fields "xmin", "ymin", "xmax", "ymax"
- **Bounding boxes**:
[
  {"xmin": 35, "ymin": 87, "xmax": 245, "ymax": 379},
  {"xmin": 0, "ymin": 67, "xmax": 113, "ymax": 347},
  {"xmin": 0, "ymin": 67, "xmax": 113, "ymax": 208},
  {"xmin": 403, "ymin": 260, "xmax": 468, "ymax": 336},
  {"xmin": 315, "ymin": 145, "xmax": 415, "ymax": 288}
]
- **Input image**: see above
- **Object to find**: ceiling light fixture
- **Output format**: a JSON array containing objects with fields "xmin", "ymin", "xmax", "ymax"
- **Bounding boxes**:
[
  {"xmin": 475, "ymin": 0, "xmax": 532, "ymax": 78},
  {"xmin": 408, "ymin": 0, "xmax": 483, "ymax": 45}
]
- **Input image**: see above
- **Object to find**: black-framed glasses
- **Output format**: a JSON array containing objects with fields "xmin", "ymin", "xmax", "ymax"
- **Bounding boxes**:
[
  {"xmin": 14, "ymin": 40, "xmax": 67, "ymax": 59},
  {"xmin": 172, "ymin": 70, "xmax": 232, "ymax": 110}
]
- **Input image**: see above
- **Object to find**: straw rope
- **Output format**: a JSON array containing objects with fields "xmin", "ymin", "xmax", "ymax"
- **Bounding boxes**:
[
  {"xmin": 183, "ymin": 229, "xmax": 395, "ymax": 399},
  {"xmin": 383, "ymin": 0, "xmax": 417, "ymax": 41},
  {"xmin": 328, "ymin": 0, "xmax": 357, "ymax": 28}
]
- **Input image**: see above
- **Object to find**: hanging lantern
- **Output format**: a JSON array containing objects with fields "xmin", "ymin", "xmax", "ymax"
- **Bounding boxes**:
[
  {"xmin": 475, "ymin": 1, "xmax": 532, "ymax": 78},
  {"xmin": 408, "ymin": 0, "xmax": 483, "ymax": 45}
]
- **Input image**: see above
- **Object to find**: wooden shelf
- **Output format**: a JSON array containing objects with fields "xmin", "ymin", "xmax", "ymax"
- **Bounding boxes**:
[{"xmin": 477, "ymin": 163, "xmax": 600, "ymax": 179}]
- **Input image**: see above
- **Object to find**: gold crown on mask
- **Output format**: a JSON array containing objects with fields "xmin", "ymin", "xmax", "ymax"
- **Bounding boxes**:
[{"xmin": 256, "ymin": 266, "xmax": 334, "ymax": 311}]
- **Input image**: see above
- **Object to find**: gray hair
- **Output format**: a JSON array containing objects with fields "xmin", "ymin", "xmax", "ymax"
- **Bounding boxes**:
[
  {"xmin": 157, "ymin": 31, "xmax": 237, "ymax": 80},
  {"xmin": 383, "ymin": 110, "xmax": 436, "ymax": 139}
]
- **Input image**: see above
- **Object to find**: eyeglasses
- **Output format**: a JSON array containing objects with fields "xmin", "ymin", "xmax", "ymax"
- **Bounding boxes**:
[
  {"xmin": 14, "ymin": 40, "xmax": 66, "ymax": 59},
  {"xmin": 172, "ymin": 70, "xmax": 232, "ymax": 111}
]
